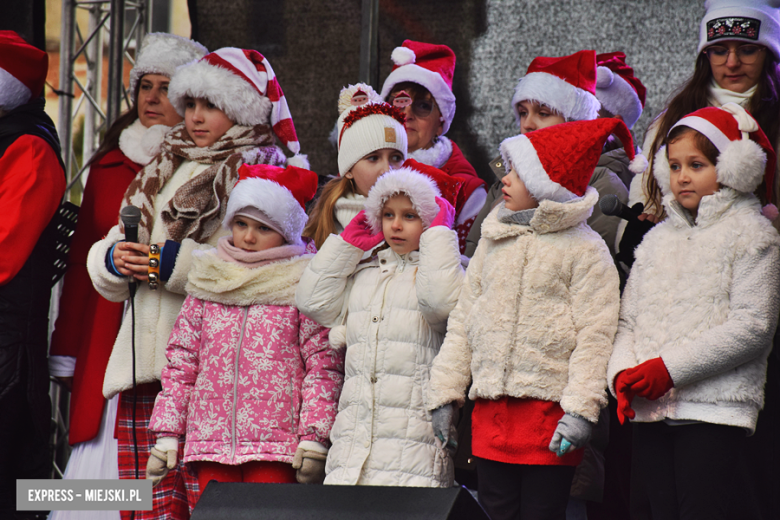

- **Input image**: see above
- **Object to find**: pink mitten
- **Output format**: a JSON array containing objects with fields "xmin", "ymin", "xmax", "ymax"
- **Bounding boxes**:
[
  {"xmin": 621, "ymin": 357, "xmax": 674, "ymax": 401},
  {"xmin": 429, "ymin": 196, "xmax": 456, "ymax": 229},
  {"xmin": 341, "ymin": 210, "xmax": 384, "ymax": 251}
]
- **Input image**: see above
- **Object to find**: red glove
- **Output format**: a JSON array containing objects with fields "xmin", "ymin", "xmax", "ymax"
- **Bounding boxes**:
[
  {"xmin": 621, "ymin": 357, "xmax": 674, "ymax": 401},
  {"xmin": 341, "ymin": 210, "xmax": 384, "ymax": 251},
  {"xmin": 429, "ymin": 196, "xmax": 456, "ymax": 229},
  {"xmin": 614, "ymin": 371, "xmax": 636, "ymax": 425}
]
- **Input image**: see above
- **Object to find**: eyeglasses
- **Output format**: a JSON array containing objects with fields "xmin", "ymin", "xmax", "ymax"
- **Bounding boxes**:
[
  {"xmin": 390, "ymin": 91, "xmax": 436, "ymax": 118},
  {"xmin": 703, "ymin": 44, "xmax": 765, "ymax": 65}
]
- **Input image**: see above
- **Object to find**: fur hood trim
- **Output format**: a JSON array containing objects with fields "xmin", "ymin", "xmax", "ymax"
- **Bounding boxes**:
[
  {"xmin": 481, "ymin": 186, "xmax": 598, "ymax": 239},
  {"xmin": 186, "ymin": 249, "xmax": 313, "ymax": 306},
  {"xmin": 118, "ymin": 119, "xmax": 170, "ymax": 166},
  {"xmin": 409, "ymin": 136, "xmax": 452, "ymax": 169},
  {"xmin": 663, "ymin": 187, "xmax": 765, "ymax": 231},
  {"xmin": 364, "ymin": 166, "xmax": 441, "ymax": 233}
]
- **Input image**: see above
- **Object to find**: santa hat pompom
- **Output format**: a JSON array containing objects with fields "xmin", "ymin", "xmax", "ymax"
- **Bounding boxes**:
[
  {"xmin": 596, "ymin": 66, "xmax": 614, "ymax": 89},
  {"xmin": 286, "ymin": 153, "xmax": 310, "ymax": 169},
  {"xmin": 629, "ymin": 153, "xmax": 649, "ymax": 175},
  {"xmin": 762, "ymin": 204, "xmax": 779, "ymax": 221},
  {"xmin": 716, "ymin": 138, "xmax": 767, "ymax": 194},
  {"xmin": 391, "ymin": 46, "xmax": 416, "ymax": 66}
]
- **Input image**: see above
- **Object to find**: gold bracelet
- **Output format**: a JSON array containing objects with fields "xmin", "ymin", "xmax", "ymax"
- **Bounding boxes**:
[{"xmin": 148, "ymin": 244, "xmax": 161, "ymax": 290}]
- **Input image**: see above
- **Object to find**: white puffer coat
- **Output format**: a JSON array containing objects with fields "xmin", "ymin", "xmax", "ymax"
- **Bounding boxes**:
[
  {"xmin": 295, "ymin": 226, "xmax": 464, "ymax": 487},
  {"xmin": 608, "ymin": 189, "xmax": 780, "ymax": 433}
]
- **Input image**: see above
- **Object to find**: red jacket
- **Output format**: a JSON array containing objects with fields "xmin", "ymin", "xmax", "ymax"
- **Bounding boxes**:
[
  {"xmin": 50, "ymin": 148, "xmax": 141, "ymax": 444},
  {"xmin": 441, "ymin": 141, "xmax": 485, "ymax": 215}
]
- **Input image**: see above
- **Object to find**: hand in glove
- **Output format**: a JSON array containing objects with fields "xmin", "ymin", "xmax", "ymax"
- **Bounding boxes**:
[
  {"xmin": 146, "ymin": 446, "xmax": 178, "ymax": 487},
  {"xmin": 621, "ymin": 357, "xmax": 674, "ymax": 401},
  {"xmin": 292, "ymin": 445, "xmax": 328, "ymax": 484},
  {"xmin": 429, "ymin": 197, "xmax": 456, "ymax": 229},
  {"xmin": 341, "ymin": 210, "xmax": 384, "ymax": 251},
  {"xmin": 614, "ymin": 371, "xmax": 637, "ymax": 425},
  {"xmin": 431, "ymin": 403, "xmax": 458, "ymax": 454},
  {"xmin": 549, "ymin": 413, "xmax": 593, "ymax": 457},
  {"xmin": 615, "ymin": 203, "xmax": 657, "ymax": 268}
]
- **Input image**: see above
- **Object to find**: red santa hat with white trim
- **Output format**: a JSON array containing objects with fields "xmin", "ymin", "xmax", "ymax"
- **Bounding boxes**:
[
  {"xmin": 379, "ymin": 40, "xmax": 457, "ymax": 134},
  {"xmin": 500, "ymin": 118, "xmax": 647, "ymax": 203},
  {"xmin": 168, "ymin": 47, "xmax": 308, "ymax": 167},
  {"xmin": 0, "ymin": 31, "xmax": 48, "ymax": 111},
  {"xmin": 223, "ymin": 163, "xmax": 319, "ymax": 246},
  {"xmin": 595, "ymin": 52, "xmax": 646, "ymax": 130},
  {"xmin": 511, "ymin": 50, "xmax": 600, "ymax": 124},
  {"xmin": 653, "ymin": 103, "xmax": 776, "ymax": 197}
]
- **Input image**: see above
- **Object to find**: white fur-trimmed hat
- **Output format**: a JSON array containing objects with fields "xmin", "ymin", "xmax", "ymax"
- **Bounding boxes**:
[
  {"xmin": 337, "ymin": 84, "xmax": 408, "ymax": 176},
  {"xmin": 653, "ymin": 103, "xmax": 775, "ymax": 196},
  {"xmin": 0, "ymin": 31, "xmax": 48, "ymax": 111},
  {"xmin": 223, "ymin": 163, "xmax": 319, "ymax": 246},
  {"xmin": 128, "ymin": 33, "xmax": 207, "ymax": 101},
  {"xmin": 595, "ymin": 52, "xmax": 647, "ymax": 130},
  {"xmin": 379, "ymin": 40, "xmax": 457, "ymax": 135},
  {"xmin": 168, "ymin": 47, "xmax": 306, "ymax": 165},
  {"xmin": 364, "ymin": 166, "xmax": 442, "ymax": 233},
  {"xmin": 698, "ymin": 0, "xmax": 780, "ymax": 58},
  {"xmin": 512, "ymin": 50, "xmax": 600, "ymax": 124}
]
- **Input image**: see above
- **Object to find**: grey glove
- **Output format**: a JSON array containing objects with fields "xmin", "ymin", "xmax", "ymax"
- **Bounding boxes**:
[
  {"xmin": 292, "ymin": 447, "xmax": 327, "ymax": 484},
  {"xmin": 146, "ymin": 447, "xmax": 177, "ymax": 487},
  {"xmin": 431, "ymin": 403, "xmax": 458, "ymax": 452},
  {"xmin": 549, "ymin": 412, "xmax": 593, "ymax": 456}
]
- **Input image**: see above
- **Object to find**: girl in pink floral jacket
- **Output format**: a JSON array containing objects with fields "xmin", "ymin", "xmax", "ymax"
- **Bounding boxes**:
[{"xmin": 147, "ymin": 164, "xmax": 344, "ymax": 494}]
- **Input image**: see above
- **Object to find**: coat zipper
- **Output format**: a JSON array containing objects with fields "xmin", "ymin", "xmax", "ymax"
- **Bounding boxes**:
[{"xmin": 231, "ymin": 307, "xmax": 249, "ymax": 462}]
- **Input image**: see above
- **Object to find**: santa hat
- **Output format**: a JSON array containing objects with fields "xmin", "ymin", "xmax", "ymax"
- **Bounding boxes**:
[
  {"xmin": 169, "ymin": 47, "xmax": 307, "ymax": 167},
  {"xmin": 500, "ymin": 118, "xmax": 647, "ymax": 203},
  {"xmin": 364, "ymin": 166, "xmax": 442, "ymax": 233},
  {"xmin": 595, "ymin": 52, "xmax": 647, "ymax": 130},
  {"xmin": 0, "ymin": 31, "xmax": 48, "ymax": 111},
  {"xmin": 698, "ymin": 0, "xmax": 780, "ymax": 58},
  {"xmin": 337, "ymin": 84, "xmax": 407, "ymax": 176},
  {"xmin": 223, "ymin": 163, "xmax": 318, "ymax": 246},
  {"xmin": 379, "ymin": 40, "xmax": 457, "ymax": 134},
  {"xmin": 511, "ymin": 50, "xmax": 600, "ymax": 124},
  {"xmin": 128, "ymin": 33, "xmax": 207, "ymax": 102},
  {"xmin": 653, "ymin": 103, "xmax": 776, "ymax": 197}
]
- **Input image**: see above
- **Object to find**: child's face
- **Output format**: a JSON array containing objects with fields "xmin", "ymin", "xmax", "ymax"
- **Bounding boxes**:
[
  {"xmin": 516, "ymin": 100, "xmax": 566, "ymax": 135},
  {"xmin": 184, "ymin": 97, "xmax": 234, "ymax": 147},
  {"xmin": 668, "ymin": 133, "xmax": 720, "ymax": 218},
  {"xmin": 346, "ymin": 148, "xmax": 405, "ymax": 197},
  {"xmin": 231, "ymin": 215, "xmax": 285, "ymax": 252},
  {"xmin": 501, "ymin": 167, "xmax": 539, "ymax": 212},
  {"xmin": 382, "ymin": 195, "xmax": 423, "ymax": 256},
  {"xmin": 137, "ymin": 74, "xmax": 182, "ymax": 128}
]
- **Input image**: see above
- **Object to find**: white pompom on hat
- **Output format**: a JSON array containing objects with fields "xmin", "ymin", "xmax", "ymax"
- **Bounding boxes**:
[
  {"xmin": 128, "ymin": 33, "xmax": 207, "ymax": 101},
  {"xmin": 653, "ymin": 103, "xmax": 776, "ymax": 197},
  {"xmin": 364, "ymin": 166, "xmax": 442, "ymax": 233},
  {"xmin": 595, "ymin": 52, "xmax": 647, "ymax": 130},
  {"xmin": 698, "ymin": 0, "xmax": 780, "ymax": 58}
]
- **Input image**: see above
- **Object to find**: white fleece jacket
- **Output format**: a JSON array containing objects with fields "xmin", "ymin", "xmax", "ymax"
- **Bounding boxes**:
[
  {"xmin": 427, "ymin": 187, "xmax": 620, "ymax": 423},
  {"xmin": 608, "ymin": 189, "xmax": 780, "ymax": 433}
]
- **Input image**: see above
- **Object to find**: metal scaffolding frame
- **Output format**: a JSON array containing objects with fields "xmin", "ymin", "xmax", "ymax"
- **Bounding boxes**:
[{"xmin": 51, "ymin": 0, "xmax": 151, "ymax": 479}]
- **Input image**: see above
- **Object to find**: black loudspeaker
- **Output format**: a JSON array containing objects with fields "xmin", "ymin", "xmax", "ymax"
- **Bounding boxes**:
[{"xmin": 191, "ymin": 482, "xmax": 490, "ymax": 520}]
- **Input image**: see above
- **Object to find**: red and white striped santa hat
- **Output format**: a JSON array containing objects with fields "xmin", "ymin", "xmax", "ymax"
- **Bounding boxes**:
[{"xmin": 168, "ymin": 47, "xmax": 307, "ymax": 167}]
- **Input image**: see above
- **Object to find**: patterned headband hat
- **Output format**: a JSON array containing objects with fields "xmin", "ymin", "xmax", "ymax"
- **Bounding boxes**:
[{"xmin": 698, "ymin": 0, "xmax": 780, "ymax": 58}]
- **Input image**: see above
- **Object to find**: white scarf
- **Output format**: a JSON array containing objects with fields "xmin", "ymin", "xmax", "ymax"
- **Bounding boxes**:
[
  {"xmin": 409, "ymin": 135, "xmax": 452, "ymax": 169},
  {"xmin": 118, "ymin": 119, "xmax": 171, "ymax": 166},
  {"xmin": 708, "ymin": 79, "xmax": 757, "ymax": 109},
  {"xmin": 334, "ymin": 192, "xmax": 366, "ymax": 230}
]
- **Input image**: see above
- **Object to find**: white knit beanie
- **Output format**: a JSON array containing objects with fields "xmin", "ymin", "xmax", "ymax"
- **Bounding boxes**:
[{"xmin": 698, "ymin": 0, "xmax": 780, "ymax": 58}]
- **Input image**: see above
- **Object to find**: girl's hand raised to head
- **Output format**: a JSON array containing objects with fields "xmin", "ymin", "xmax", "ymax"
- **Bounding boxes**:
[{"xmin": 112, "ymin": 241, "xmax": 164, "ymax": 281}]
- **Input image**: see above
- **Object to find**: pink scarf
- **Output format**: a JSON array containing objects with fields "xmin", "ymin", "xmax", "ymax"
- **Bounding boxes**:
[{"xmin": 216, "ymin": 236, "xmax": 305, "ymax": 268}]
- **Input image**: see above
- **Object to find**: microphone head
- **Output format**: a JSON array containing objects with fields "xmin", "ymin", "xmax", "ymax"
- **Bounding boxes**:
[
  {"xmin": 598, "ymin": 194, "xmax": 621, "ymax": 216},
  {"xmin": 120, "ymin": 205, "xmax": 142, "ymax": 225}
]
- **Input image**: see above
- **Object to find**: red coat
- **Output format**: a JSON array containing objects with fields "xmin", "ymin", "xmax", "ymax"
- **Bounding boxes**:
[
  {"xmin": 441, "ymin": 141, "xmax": 485, "ymax": 215},
  {"xmin": 50, "ymin": 148, "xmax": 141, "ymax": 444}
]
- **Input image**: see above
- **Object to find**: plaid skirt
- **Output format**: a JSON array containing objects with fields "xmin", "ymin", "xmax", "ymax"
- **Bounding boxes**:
[{"xmin": 117, "ymin": 384, "xmax": 199, "ymax": 520}]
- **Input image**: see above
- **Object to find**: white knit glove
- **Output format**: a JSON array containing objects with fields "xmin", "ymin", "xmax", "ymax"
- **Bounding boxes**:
[
  {"xmin": 549, "ymin": 413, "xmax": 593, "ymax": 456},
  {"xmin": 146, "ymin": 437, "xmax": 178, "ymax": 487},
  {"xmin": 292, "ymin": 441, "xmax": 328, "ymax": 484},
  {"xmin": 431, "ymin": 402, "xmax": 458, "ymax": 454}
]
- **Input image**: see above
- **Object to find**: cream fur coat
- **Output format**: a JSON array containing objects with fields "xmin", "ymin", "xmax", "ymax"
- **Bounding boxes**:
[{"xmin": 427, "ymin": 187, "xmax": 620, "ymax": 423}]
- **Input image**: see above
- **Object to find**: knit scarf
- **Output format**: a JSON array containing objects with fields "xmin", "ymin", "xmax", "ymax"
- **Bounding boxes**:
[
  {"xmin": 334, "ymin": 192, "xmax": 367, "ymax": 230},
  {"xmin": 497, "ymin": 202, "xmax": 536, "ymax": 226},
  {"xmin": 216, "ymin": 236, "xmax": 306, "ymax": 268},
  {"xmin": 708, "ymin": 79, "xmax": 757, "ymax": 108},
  {"xmin": 121, "ymin": 122, "xmax": 284, "ymax": 244}
]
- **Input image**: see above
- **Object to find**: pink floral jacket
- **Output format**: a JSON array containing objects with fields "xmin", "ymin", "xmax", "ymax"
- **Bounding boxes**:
[{"xmin": 149, "ymin": 247, "xmax": 344, "ymax": 465}]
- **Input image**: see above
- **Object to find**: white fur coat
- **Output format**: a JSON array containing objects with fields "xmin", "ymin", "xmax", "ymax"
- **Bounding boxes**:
[
  {"xmin": 608, "ymin": 189, "xmax": 780, "ymax": 432},
  {"xmin": 427, "ymin": 187, "xmax": 620, "ymax": 422}
]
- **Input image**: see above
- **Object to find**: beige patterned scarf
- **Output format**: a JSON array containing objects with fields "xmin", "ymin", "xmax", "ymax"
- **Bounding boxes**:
[{"xmin": 121, "ymin": 122, "xmax": 286, "ymax": 244}]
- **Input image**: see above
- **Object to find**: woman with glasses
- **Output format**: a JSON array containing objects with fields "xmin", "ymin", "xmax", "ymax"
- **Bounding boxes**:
[{"xmin": 380, "ymin": 40, "xmax": 486, "ymax": 254}]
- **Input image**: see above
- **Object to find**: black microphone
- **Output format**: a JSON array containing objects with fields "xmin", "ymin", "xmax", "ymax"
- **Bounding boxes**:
[
  {"xmin": 599, "ymin": 194, "xmax": 644, "ymax": 222},
  {"xmin": 120, "ymin": 206, "xmax": 141, "ymax": 297}
]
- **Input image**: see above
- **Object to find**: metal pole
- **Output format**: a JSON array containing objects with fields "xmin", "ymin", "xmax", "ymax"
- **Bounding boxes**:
[
  {"xmin": 58, "ymin": 0, "xmax": 76, "ymax": 189},
  {"xmin": 358, "ymin": 0, "xmax": 379, "ymax": 88},
  {"xmin": 106, "ymin": 0, "xmax": 126, "ymax": 125},
  {"xmin": 82, "ymin": 4, "xmax": 104, "ymax": 180}
]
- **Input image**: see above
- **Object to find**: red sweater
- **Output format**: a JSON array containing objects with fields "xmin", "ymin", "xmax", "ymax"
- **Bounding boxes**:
[{"xmin": 50, "ymin": 148, "xmax": 141, "ymax": 444}]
